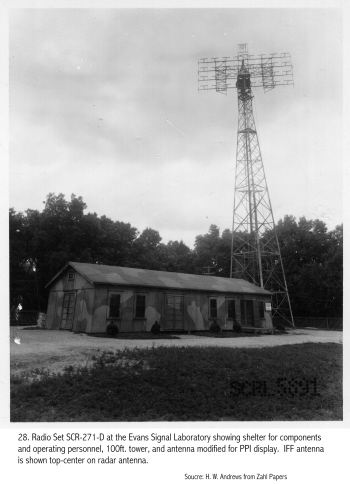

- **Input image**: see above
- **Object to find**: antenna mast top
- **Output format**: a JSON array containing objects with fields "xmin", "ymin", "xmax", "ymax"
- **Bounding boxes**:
[{"xmin": 198, "ymin": 43, "xmax": 293, "ymax": 94}]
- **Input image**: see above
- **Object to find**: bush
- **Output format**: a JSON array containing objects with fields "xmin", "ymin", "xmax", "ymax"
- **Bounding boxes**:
[
  {"xmin": 106, "ymin": 321, "xmax": 119, "ymax": 337},
  {"xmin": 274, "ymin": 321, "xmax": 286, "ymax": 332},
  {"xmin": 233, "ymin": 321, "xmax": 242, "ymax": 333},
  {"xmin": 151, "ymin": 321, "xmax": 161, "ymax": 334},
  {"xmin": 209, "ymin": 320, "xmax": 221, "ymax": 333}
]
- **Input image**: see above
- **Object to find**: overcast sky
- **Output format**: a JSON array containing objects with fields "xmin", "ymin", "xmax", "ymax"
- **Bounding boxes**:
[{"xmin": 9, "ymin": 8, "xmax": 342, "ymax": 247}]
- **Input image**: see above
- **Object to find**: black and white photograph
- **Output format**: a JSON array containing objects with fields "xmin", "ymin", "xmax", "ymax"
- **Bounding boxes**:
[{"xmin": 1, "ymin": 2, "xmax": 347, "ymax": 483}]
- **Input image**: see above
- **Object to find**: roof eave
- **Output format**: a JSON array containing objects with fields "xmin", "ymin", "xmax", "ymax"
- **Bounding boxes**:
[
  {"xmin": 93, "ymin": 281, "xmax": 272, "ymax": 296},
  {"xmin": 45, "ymin": 261, "xmax": 94, "ymax": 289}
]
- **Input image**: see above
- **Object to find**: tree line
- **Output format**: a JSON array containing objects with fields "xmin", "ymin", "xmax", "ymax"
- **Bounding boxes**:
[{"xmin": 10, "ymin": 193, "xmax": 342, "ymax": 318}]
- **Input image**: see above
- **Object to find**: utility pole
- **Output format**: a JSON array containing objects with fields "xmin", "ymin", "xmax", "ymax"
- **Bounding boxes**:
[
  {"xmin": 202, "ymin": 266, "xmax": 216, "ymax": 276},
  {"xmin": 198, "ymin": 43, "xmax": 294, "ymax": 326}
]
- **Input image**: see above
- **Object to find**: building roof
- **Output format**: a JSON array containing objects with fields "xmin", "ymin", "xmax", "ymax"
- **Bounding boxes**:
[{"xmin": 46, "ymin": 261, "xmax": 272, "ymax": 296}]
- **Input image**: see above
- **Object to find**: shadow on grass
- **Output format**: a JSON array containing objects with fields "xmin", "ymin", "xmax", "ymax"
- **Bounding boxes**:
[
  {"xmin": 85, "ymin": 331, "xmax": 265, "ymax": 340},
  {"xmin": 85, "ymin": 332, "xmax": 180, "ymax": 340},
  {"xmin": 190, "ymin": 331, "xmax": 259, "ymax": 339}
]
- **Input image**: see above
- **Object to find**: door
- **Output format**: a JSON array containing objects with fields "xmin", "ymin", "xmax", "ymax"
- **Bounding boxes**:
[
  {"xmin": 60, "ymin": 292, "xmax": 76, "ymax": 330},
  {"xmin": 240, "ymin": 299, "xmax": 255, "ymax": 327},
  {"xmin": 164, "ymin": 295, "xmax": 184, "ymax": 330}
]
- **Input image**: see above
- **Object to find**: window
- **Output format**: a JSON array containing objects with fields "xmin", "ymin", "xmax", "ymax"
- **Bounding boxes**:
[
  {"xmin": 240, "ymin": 299, "xmax": 254, "ymax": 326},
  {"xmin": 108, "ymin": 293, "xmax": 121, "ymax": 319},
  {"xmin": 68, "ymin": 270, "xmax": 75, "ymax": 281},
  {"xmin": 135, "ymin": 294, "xmax": 146, "ymax": 318},
  {"xmin": 209, "ymin": 298, "xmax": 218, "ymax": 319},
  {"xmin": 259, "ymin": 301, "xmax": 265, "ymax": 319},
  {"xmin": 165, "ymin": 295, "xmax": 184, "ymax": 330},
  {"xmin": 226, "ymin": 299, "xmax": 236, "ymax": 319}
]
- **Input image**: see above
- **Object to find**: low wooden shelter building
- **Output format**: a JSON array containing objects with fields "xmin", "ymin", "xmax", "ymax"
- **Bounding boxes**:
[{"xmin": 45, "ymin": 262, "xmax": 273, "ymax": 333}]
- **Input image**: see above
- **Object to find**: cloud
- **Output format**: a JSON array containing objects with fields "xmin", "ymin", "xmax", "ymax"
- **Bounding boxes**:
[{"xmin": 10, "ymin": 8, "xmax": 343, "ymax": 247}]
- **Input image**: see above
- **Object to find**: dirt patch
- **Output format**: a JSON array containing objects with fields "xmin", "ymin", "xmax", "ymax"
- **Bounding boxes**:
[{"xmin": 10, "ymin": 327, "xmax": 342, "ymax": 377}]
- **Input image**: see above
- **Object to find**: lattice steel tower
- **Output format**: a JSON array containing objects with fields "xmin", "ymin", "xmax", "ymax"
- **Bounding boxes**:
[{"xmin": 199, "ymin": 44, "xmax": 294, "ymax": 326}]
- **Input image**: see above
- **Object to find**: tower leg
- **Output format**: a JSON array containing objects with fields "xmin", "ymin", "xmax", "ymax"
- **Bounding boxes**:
[{"xmin": 231, "ymin": 93, "xmax": 294, "ymax": 327}]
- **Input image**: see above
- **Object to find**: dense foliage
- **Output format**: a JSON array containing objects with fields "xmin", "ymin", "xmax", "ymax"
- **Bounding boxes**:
[
  {"xmin": 274, "ymin": 216, "xmax": 343, "ymax": 317},
  {"xmin": 10, "ymin": 194, "xmax": 342, "ymax": 317}
]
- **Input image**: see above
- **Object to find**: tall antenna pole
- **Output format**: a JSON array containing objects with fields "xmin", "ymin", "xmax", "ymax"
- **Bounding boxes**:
[{"xmin": 199, "ymin": 43, "xmax": 294, "ymax": 326}]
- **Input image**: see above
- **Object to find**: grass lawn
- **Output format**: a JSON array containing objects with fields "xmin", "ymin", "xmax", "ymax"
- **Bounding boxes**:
[{"xmin": 11, "ymin": 343, "xmax": 342, "ymax": 422}]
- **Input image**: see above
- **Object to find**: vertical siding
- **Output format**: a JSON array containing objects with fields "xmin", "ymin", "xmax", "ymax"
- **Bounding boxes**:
[
  {"xmin": 145, "ymin": 291, "xmax": 162, "ymax": 331},
  {"xmin": 45, "ymin": 268, "xmax": 94, "ymax": 331},
  {"xmin": 217, "ymin": 295, "xmax": 226, "ymax": 329},
  {"xmin": 45, "ymin": 292, "xmax": 57, "ymax": 330},
  {"xmin": 184, "ymin": 294, "xmax": 198, "ymax": 331},
  {"xmin": 200, "ymin": 294, "xmax": 210, "ymax": 330},
  {"xmin": 121, "ymin": 290, "xmax": 138, "ymax": 332},
  {"xmin": 53, "ymin": 291, "xmax": 64, "ymax": 329},
  {"xmin": 91, "ymin": 286, "xmax": 109, "ymax": 333},
  {"xmin": 264, "ymin": 310, "xmax": 273, "ymax": 329},
  {"xmin": 72, "ymin": 288, "xmax": 94, "ymax": 333},
  {"xmin": 46, "ymin": 274, "xmax": 272, "ymax": 333}
]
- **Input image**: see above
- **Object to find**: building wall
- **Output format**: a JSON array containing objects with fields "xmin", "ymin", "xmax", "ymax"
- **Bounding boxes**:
[
  {"xmin": 46, "ymin": 269, "xmax": 273, "ymax": 333},
  {"xmin": 89, "ymin": 285, "xmax": 272, "ymax": 333},
  {"xmin": 45, "ymin": 268, "xmax": 94, "ymax": 331}
]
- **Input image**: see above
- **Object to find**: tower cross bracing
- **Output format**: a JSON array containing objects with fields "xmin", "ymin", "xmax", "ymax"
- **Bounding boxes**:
[{"xmin": 199, "ymin": 44, "xmax": 294, "ymax": 326}]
